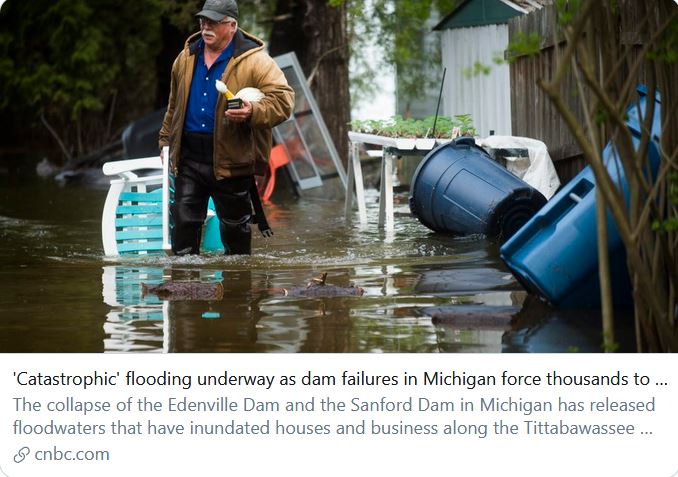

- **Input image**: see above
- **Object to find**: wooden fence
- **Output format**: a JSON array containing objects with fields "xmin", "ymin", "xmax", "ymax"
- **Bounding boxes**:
[{"xmin": 508, "ymin": 1, "xmax": 648, "ymax": 183}]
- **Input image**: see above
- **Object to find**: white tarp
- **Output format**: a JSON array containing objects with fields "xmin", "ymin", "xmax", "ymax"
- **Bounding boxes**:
[{"xmin": 477, "ymin": 135, "xmax": 561, "ymax": 199}]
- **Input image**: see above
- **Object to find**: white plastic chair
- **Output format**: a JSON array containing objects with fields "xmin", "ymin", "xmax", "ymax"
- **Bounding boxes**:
[
  {"xmin": 102, "ymin": 146, "xmax": 227, "ymax": 256},
  {"xmin": 101, "ymin": 147, "xmax": 172, "ymax": 256}
]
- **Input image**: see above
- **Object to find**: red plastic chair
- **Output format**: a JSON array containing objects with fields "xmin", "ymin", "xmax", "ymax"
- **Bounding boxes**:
[{"xmin": 260, "ymin": 144, "xmax": 290, "ymax": 202}]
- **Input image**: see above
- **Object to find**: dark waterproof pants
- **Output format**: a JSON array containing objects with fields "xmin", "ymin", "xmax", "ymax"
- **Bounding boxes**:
[{"xmin": 172, "ymin": 132, "xmax": 253, "ymax": 255}]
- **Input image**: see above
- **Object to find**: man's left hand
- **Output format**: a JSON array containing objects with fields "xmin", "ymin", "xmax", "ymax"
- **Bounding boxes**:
[{"xmin": 225, "ymin": 99, "xmax": 252, "ymax": 123}]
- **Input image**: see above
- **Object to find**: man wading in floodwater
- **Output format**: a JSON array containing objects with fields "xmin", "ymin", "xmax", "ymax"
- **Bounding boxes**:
[{"xmin": 159, "ymin": 0, "xmax": 294, "ymax": 255}]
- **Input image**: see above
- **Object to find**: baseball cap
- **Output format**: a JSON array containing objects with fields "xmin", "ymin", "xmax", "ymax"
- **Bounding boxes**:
[{"xmin": 196, "ymin": 0, "xmax": 239, "ymax": 22}]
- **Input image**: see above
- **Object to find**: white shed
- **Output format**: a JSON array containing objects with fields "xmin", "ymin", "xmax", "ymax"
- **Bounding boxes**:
[{"xmin": 434, "ymin": 0, "xmax": 549, "ymax": 137}]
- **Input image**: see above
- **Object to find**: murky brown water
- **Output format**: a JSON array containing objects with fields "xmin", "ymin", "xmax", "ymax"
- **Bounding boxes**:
[{"xmin": 0, "ymin": 157, "xmax": 635, "ymax": 352}]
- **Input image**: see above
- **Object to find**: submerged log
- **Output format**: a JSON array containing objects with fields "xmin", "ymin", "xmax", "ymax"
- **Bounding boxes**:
[
  {"xmin": 141, "ymin": 281, "xmax": 224, "ymax": 301},
  {"xmin": 279, "ymin": 285, "xmax": 365, "ymax": 297},
  {"xmin": 268, "ymin": 272, "xmax": 365, "ymax": 297},
  {"xmin": 424, "ymin": 306, "xmax": 516, "ymax": 329}
]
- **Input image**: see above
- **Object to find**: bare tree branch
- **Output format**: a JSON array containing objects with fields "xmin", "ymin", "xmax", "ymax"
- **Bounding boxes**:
[
  {"xmin": 40, "ymin": 113, "xmax": 73, "ymax": 164},
  {"xmin": 306, "ymin": 44, "xmax": 346, "ymax": 87}
]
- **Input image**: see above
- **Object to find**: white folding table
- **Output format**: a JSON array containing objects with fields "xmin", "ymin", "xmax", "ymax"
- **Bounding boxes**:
[{"xmin": 345, "ymin": 132, "xmax": 446, "ymax": 231}]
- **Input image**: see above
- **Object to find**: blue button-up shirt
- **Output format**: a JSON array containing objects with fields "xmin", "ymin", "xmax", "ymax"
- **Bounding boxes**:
[{"xmin": 184, "ymin": 39, "xmax": 235, "ymax": 134}]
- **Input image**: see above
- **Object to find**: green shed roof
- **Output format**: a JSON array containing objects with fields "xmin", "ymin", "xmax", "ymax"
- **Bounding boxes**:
[{"xmin": 433, "ymin": 0, "xmax": 526, "ymax": 30}]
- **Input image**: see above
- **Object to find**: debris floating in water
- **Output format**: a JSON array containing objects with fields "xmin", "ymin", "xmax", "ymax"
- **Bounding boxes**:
[
  {"xmin": 141, "ymin": 281, "xmax": 224, "ymax": 301},
  {"xmin": 281, "ymin": 284, "xmax": 365, "ymax": 297},
  {"xmin": 306, "ymin": 272, "xmax": 328, "ymax": 288},
  {"xmin": 267, "ymin": 272, "xmax": 365, "ymax": 297}
]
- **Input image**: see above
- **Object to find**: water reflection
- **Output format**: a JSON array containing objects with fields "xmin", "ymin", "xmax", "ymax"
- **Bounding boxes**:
[
  {"xmin": 102, "ymin": 266, "xmax": 261, "ymax": 352},
  {"xmin": 101, "ymin": 258, "xmax": 599, "ymax": 354},
  {"xmin": 102, "ymin": 266, "xmax": 168, "ymax": 352},
  {"xmin": 504, "ymin": 296, "xmax": 636, "ymax": 353}
]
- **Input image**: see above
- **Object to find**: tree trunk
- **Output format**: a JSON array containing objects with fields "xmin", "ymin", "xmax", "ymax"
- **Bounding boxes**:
[
  {"xmin": 269, "ymin": 0, "xmax": 350, "ymax": 165},
  {"xmin": 269, "ymin": 0, "xmax": 309, "ymax": 67},
  {"xmin": 304, "ymin": 0, "xmax": 350, "ymax": 164}
]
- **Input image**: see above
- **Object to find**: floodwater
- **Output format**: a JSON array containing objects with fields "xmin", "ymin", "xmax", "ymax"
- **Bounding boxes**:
[{"xmin": 0, "ymin": 157, "xmax": 635, "ymax": 353}]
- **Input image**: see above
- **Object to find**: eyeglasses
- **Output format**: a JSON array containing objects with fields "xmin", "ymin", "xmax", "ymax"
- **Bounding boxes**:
[{"xmin": 198, "ymin": 17, "xmax": 233, "ymax": 28}]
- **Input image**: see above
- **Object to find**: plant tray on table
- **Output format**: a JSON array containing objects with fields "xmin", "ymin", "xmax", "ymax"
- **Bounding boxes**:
[{"xmin": 348, "ymin": 115, "xmax": 476, "ymax": 151}]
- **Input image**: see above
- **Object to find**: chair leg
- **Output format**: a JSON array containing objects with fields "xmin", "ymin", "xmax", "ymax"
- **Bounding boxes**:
[{"xmin": 102, "ymin": 180, "xmax": 125, "ymax": 256}]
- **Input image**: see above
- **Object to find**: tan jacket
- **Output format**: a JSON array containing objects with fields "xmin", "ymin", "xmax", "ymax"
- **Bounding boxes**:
[{"xmin": 159, "ymin": 30, "xmax": 294, "ymax": 177}]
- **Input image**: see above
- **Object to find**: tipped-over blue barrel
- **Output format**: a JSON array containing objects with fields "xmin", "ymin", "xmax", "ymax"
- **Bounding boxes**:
[
  {"xmin": 500, "ymin": 86, "xmax": 661, "ymax": 308},
  {"xmin": 409, "ymin": 137, "xmax": 547, "ymax": 240}
]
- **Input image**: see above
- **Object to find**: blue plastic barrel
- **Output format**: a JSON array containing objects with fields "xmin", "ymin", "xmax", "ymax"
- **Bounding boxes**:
[
  {"xmin": 409, "ymin": 137, "xmax": 547, "ymax": 240},
  {"xmin": 500, "ymin": 86, "xmax": 661, "ymax": 308}
]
